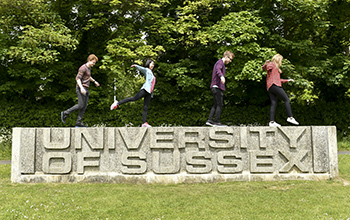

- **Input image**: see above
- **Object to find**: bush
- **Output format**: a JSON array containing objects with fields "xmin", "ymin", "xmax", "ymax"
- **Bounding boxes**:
[{"xmin": 0, "ymin": 128, "xmax": 12, "ymax": 160}]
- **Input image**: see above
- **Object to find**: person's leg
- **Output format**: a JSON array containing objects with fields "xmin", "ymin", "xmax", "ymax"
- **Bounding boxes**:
[
  {"xmin": 119, "ymin": 89, "xmax": 147, "ymax": 105},
  {"xmin": 214, "ymin": 89, "xmax": 223, "ymax": 123},
  {"xmin": 270, "ymin": 85, "xmax": 293, "ymax": 117},
  {"xmin": 64, "ymin": 87, "xmax": 86, "ymax": 115},
  {"xmin": 142, "ymin": 93, "xmax": 152, "ymax": 124},
  {"xmin": 268, "ymin": 85, "xmax": 279, "ymax": 122},
  {"xmin": 208, "ymin": 87, "xmax": 218, "ymax": 123},
  {"xmin": 76, "ymin": 89, "xmax": 89, "ymax": 124}
]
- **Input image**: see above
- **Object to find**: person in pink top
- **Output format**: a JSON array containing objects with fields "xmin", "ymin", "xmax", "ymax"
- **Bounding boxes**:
[
  {"xmin": 110, "ymin": 59, "xmax": 156, "ymax": 127},
  {"xmin": 262, "ymin": 54, "xmax": 299, "ymax": 127}
]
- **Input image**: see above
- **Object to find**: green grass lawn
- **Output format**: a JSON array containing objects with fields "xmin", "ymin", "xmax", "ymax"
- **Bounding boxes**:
[
  {"xmin": 0, "ymin": 155, "xmax": 350, "ymax": 219},
  {"xmin": 1, "ymin": 135, "xmax": 350, "ymax": 219}
]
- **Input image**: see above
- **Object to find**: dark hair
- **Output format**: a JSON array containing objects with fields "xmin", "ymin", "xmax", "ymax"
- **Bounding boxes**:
[{"xmin": 145, "ymin": 59, "xmax": 154, "ymax": 68}]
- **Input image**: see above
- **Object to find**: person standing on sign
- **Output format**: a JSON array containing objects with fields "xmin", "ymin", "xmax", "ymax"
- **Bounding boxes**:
[
  {"xmin": 61, "ymin": 54, "xmax": 100, "ymax": 127},
  {"xmin": 110, "ymin": 59, "xmax": 156, "ymax": 127},
  {"xmin": 262, "ymin": 54, "xmax": 299, "ymax": 127},
  {"xmin": 206, "ymin": 51, "xmax": 235, "ymax": 127}
]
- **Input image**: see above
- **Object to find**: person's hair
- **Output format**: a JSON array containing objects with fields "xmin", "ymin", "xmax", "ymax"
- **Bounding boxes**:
[
  {"xmin": 87, "ymin": 54, "xmax": 98, "ymax": 62},
  {"xmin": 145, "ymin": 59, "xmax": 154, "ymax": 68},
  {"xmin": 271, "ymin": 54, "xmax": 283, "ymax": 73},
  {"xmin": 223, "ymin": 51, "xmax": 235, "ymax": 59}
]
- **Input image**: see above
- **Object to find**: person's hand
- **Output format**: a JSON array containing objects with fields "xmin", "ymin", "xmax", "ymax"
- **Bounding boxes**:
[
  {"xmin": 131, "ymin": 64, "xmax": 136, "ymax": 68},
  {"xmin": 221, "ymin": 76, "xmax": 225, "ymax": 84},
  {"xmin": 80, "ymin": 87, "xmax": 86, "ymax": 95}
]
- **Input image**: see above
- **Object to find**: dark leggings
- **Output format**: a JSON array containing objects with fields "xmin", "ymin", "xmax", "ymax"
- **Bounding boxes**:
[
  {"xmin": 119, "ymin": 89, "xmax": 151, "ymax": 123},
  {"xmin": 268, "ymin": 84, "xmax": 293, "ymax": 121}
]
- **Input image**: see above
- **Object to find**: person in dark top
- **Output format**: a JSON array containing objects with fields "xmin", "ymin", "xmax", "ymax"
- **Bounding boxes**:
[
  {"xmin": 61, "ymin": 54, "xmax": 100, "ymax": 127},
  {"xmin": 206, "ymin": 51, "xmax": 234, "ymax": 127}
]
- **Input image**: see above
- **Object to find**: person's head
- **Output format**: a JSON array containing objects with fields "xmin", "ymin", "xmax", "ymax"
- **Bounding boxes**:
[
  {"xmin": 87, "ymin": 54, "xmax": 98, "ymax": 67},
  {"xmin": 145, "ymin": 59, "xmax": 155, "ymax": 70},
  {"xmin": 271, "ymin": 54, "xmax": 283, "ymax": 73},
  {"xmin": 222, "ymin": 51, "xmax": 235, "ymax": 64}
]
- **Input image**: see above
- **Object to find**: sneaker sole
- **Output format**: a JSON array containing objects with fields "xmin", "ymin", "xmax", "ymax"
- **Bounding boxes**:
[
  {"xmin": 287, "ymin": 120, "xmax": 299, "ymax": 125},
  {"xmin": 205, "ymin": 122, "xmax": 214, "ymax": 126}
]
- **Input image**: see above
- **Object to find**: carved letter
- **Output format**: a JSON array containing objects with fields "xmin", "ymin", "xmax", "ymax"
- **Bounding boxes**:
[
  {"xmin": 75, "ymin": 128, "xmax": 103, "ymax": 150},
  {"xmin": 150, "ymin": 128, "xmax": 180, "ymax": 174},
  {"xmin": 249, "ymin": 150, "xmax": 275, "ymax": 173},
  {"xmin": 239, "ymin": 127, "xmax": 248, "ymax": 149},
  {"xmin": 43, "ymin": 128, "xmax": 70, "ymax": 149},
  {"xmin": 186, "ymin": 151, "xmax": 212, "ymax": 174},
  {"xmin": 217, "ymin": 151, "xmax": 243, "ymax": 173},
  {"xmin": 249, "ymin": 127, "xmax": 276, "ymax": 149},
  {"xmin": 278, "ymin": 127, "xmax": 307, "ymax": 149},
  {"xmin": 77, "ymin": 152, "xmax": 100, "ymax": 174},
  {"xmin": 150, "ymin": 127, "xmax": 176, "ymax": 149},
  {"xmin": 42, "ymin": 152, "xmax": 72, "ymax": 174},
  {"xmin": 121, "ymin": 152, "xmax": 147, "ymax": 174},
  {"xmin": 278, "ymin": 150, "xmax": 310, "ymax": 173},
  {"xmin": 119, "ymin": 128, "xmax": 147, "ymax": 150},
  {"xmin": 179, "ymin": 128, "xmax": 206, "ymax": 149},
  {"xmin": 152, "ymin": 150, "xmax": 180, "ymax": 174},
  {"xmin": 209, "ymin": 127, "xmax": 234, "ymax": 149}
]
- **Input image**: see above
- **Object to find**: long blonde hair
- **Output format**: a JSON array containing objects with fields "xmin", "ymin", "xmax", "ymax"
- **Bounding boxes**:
[{"xmin": 271, "ymin": 54, "xmax": 283, "ymax": 73}]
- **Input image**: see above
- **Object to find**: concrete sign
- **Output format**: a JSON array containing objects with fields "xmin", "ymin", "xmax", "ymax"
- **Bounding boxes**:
[{"xmin": 11, "ymin": 126, "xmax": 338, "ymax": 183}]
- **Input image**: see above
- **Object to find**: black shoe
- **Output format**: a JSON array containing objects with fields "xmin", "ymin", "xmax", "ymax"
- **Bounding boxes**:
[
  {"xmin": 61, "ymin": 111, "xmax": 68, "ymax": 124},
  {"xmin": 75, "ymin": 122, "xmax": 88, "ymax": 128},
  {"xmin": 206, "ymin": 120, "xmax": 214, "ymax": 126}
]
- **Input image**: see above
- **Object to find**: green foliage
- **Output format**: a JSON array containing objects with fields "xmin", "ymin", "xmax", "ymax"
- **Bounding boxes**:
[
  {"xmin": 0, "ymin": 0, "xmax": 78, "ymax": 64},
  {"xmin": 0, "ymin": 0, "xmax": 349, "ymax": 136},
  {"xmin": 0, "ymin": 128, "xmax": 11, "ymax": 160}
]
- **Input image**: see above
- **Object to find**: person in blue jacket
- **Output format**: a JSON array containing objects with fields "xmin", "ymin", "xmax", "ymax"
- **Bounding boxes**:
[{"xmin": 110, "ymin": 59, "xmax": 156, "ymax": 127}]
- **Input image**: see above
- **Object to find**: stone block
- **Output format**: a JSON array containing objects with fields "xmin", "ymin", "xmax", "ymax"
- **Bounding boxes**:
[{"xmin": 11, "ymin": 126, "xmax": 338, "ymax": 184}]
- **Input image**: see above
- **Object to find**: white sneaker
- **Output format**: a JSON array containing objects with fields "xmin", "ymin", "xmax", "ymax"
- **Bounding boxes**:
[
  {"xmin": 287, "ymin": 117, "xmax": 299, "ymax": 125},
  {"xmin": 269, "ymin": 121, "xmax": 281, "ymax": 127},
  {"xmin": 110, "ymin": 100, "xmax": 119, "ymax": 110},
  {"xmin": 142, "ymin": 122, "xmax": 152, "ymax": 127}
]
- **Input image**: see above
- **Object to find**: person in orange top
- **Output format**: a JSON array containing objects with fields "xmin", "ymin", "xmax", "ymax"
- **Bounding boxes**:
[{"xmin": 262, "ymin": 54, "xmax": 299, "ymax": 127}]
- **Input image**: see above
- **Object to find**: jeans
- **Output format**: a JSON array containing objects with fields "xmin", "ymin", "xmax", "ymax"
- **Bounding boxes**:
[
  {"xmin": 64, "ymin": 87, "xmax": 89, "ymax": 124},
  {"xmin": 208, "ymin": 87, "xmax": 224, "ymax": 123}
]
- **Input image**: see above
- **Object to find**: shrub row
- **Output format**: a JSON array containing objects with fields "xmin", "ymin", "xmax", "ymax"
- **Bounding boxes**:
[{"xmin": 0, "ymin": 101, "xmax": 348, "ymax": 136}]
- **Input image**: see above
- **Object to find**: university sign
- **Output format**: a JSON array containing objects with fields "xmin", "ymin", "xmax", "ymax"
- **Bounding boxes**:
[{"xmin": 11, "ymin": 126, "xmax": 338, "ymax": 183}]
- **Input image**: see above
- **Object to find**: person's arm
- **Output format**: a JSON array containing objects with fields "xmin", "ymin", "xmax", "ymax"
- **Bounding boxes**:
[
  {"xmin": 131, "ymin": 64, "xmax": 148, "ymax": 74},
  {"xmin": 76, "ymin": 70, "xmax": 87, "ymax": 94},
  {"xmin": 262, "ymin": 60, "xmax": 271, "ymax": 70},
  {"xmin": 76, "ymin": 78, "xmax": 86, "ymax": 95},
  {"xmin": 90, "ymin": 76, "xmax": 100, "ymax": 87},
  {"xmin": 281, "ymin": 79, "xmax": 294, "ymax": 83}
]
